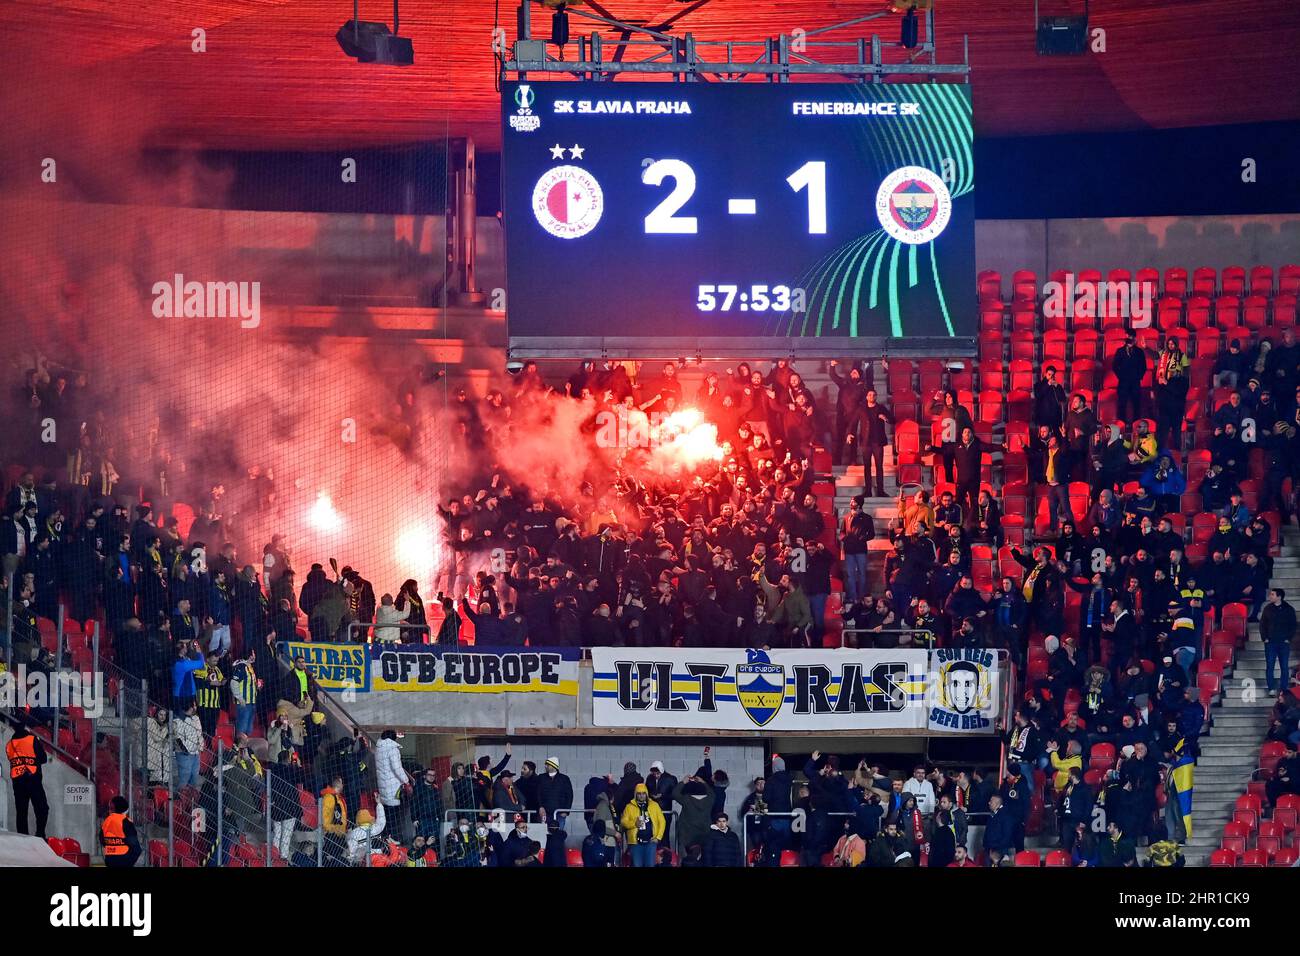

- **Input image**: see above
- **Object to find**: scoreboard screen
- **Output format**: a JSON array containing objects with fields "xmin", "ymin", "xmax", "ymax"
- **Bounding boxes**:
[{"xmin": 502, "ymin": 80, "xmax": 975, "ymax": 356}]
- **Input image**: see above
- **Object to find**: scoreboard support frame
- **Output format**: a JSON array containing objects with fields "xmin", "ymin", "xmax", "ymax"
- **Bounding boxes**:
[{"xmin": 504, "ymin": 1, "xmax": 970, "ymax": 86}]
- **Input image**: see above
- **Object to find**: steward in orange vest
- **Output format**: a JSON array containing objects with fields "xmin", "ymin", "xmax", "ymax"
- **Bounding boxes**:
[
  {"xmin": 102, "ymin": 796, "xmax": 142, "ymax": 867},
  {"xmin": 5, "ymin": 719, "xmax": 49, "ymax": 838}
]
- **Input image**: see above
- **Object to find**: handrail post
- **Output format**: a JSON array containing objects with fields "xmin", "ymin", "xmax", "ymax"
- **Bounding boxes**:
[
  {"xmin": 52, "ymin": 603, "xmax": 65, "ymax": 744},
  {"xmin": 167, "ymin": 710, "xmax": 175, "ymax": 868},
  {"xmin": 216, "ymin": 738, "xmax": 224, "ymax": 866},
  {"xmin": 118, "ymin": 682, "xmax": 126, "ymax": 798},
  {"xmin": 3, "ymin": 570, "xmax": 13, "ymax": 672},
  {"xmin": 265, "ymin": 767, "xmax": 273, "ymax": 867},
  {"xmin": 139, "ymin": 678, "xmax": 149, "ymax": 788}
]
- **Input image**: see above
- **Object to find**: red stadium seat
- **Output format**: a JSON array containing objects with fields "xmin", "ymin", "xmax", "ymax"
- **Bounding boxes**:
[
  {"xmin": 978, "ymin": 269, "xmax": 1003, "ymax": 303},
  {"xmin": 1280, "ymin": 265, "xmax": 1300, "ymax": 296},
  {"xmin": 1221, "ymin": 603, "xmax": 1248, "ymax": 642},
  {"xmin": 1191, "ymin": 512, "xmax": 1217, "ymax": 545},
  {"xmin": 1185, "ymin": 295, "xmax": 1212, "ymax": 330},
  {"xmin": 1221, "ymin": 265, "xmax": 1246, "ymax": 297},
  {"xmin": 1044, "ymin": 850, "xmax": 1072, "ymax": 867},
  {"xmin": 1249, "ymin": 265, "xmax": 1273, "ymax": 295},
  {"xmin": 1192, "ymin": 328, "xmax": 1219, "ymax": 361},
  {"xmin": 1011, "ymin": 332, "xmax": 1036, "ymax": 363},
  {"xmin": 1243, "ymin": 294, "xmax": 1269, "ymax": 330},
  {"xmin": 1163, "ymin": 267, "xmax": 1188, "ymax": 297},
  {"xmin": 1009, "ymin": 359, "xmax": 1034, "ymax": 393},
  {"xmin": 1222, "ymin": 821, "xmax": 1249, "ymax": 854},
  {"xmin": 918, "ymin": 359, "xmax": 946, "ymax": 395},
  {"xmin": 1012, "ymin": 269, "xmax": 1037, "ymax": 303},
  {"xmin": 1197, "ymin": 671, "xmax": 1221, "ymax": 703},
  {"xmin": 977, "ymin": 390, "xmax": 1004, "ymax": 425},
  {"xmin": 1213, "ymin": 294, "xmax": 1239, "ymax": 327},
  {"xmin": 1275, "ymin": 294, "xmax": 1297, "ymax": 328},
  {"xmin": 1232, "ymin": 790, "xmax": 1263, "ymax": 816},
  {"xmin": 979, "ymin": 332, "xmax": 1004, "ymax": 365},
  {"xmin": 888, "ymin": 360, "xmax": 916, "ymax": 394},
  {"xmin": 1088, "ymin": 743, "xmax": 1116, "ymax": 773},
  {"xmin": 1232, "ymin": 808, "xmax": 1259, "ymax": 832},
  {"xmin": 1156, "ymin": 296, "xmax": 1182, "ymax": 332},
  {"xmin": 1257, "ymin": 820, "xmax": 1284, "ymax": 841},
  {"xmin": 971, "ymin": 544, "xmax": 994, "ymax": 590},
  {"xmin": 1238, "ymin": 849, "xmax": 1268, "ymax": 867},
  {"xmin": 1043, "ymin": 330, "xmax": 1068, "ymax": 365},
  {"xmin": 1274, "ymin": 846, "xmax": 1299, "ymax": 867},
  {"xmin": 1070, "ymin": 359, "xmax": 1100, "ymax": 392},
  {"xmin": 1210, "ymin": 848, "xmax": 1237, "ymax": 867},
  {"xmin": 1192, "ymin": 267, "xmax": 1217, "ymax": 297},
  {"xmin": 1259, "ymin": 742, "xmax": 1286, "ymax": 777},
  {"xmin": 1072, "ymin": 328, "xmax": 1100, "ymax": 362}
]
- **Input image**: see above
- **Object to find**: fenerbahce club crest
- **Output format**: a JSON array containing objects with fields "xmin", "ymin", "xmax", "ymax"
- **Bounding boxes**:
[
  {"xmin": 875, "ymin": 165, "xmax": 952, "ymax": 245},
  {"xmin": 736, "ymin": 649, "xmax": 786, "ymax": 727}
]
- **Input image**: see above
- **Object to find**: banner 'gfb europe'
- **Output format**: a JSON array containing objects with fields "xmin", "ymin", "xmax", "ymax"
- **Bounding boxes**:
[
  {"xmin": 280, "ymin": 642, "xmax": 582, "ymax": 697},
  {"xmin": 369, "ymin": 645, "xmax": 581, "ymax": 695},
  {"xmin": 591, "ymin": 647, "xmax": 930, "ymax": 731}
]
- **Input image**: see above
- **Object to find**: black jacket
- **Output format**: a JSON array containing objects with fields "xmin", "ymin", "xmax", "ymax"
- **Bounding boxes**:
[
  {"xmin": 1261, "ymin": 600, "xmax": 1298, "ymax": 645},
  {"xmin": 1112, "ymin": 345, "xmax": 1148, "ymax": 388},
  {"xmin": 703, "ymin": 826, "xmax": 745, "ymax": 867},
  {"xmin": 537, "ymin": 770, "xmax": 575, "ymax": 818}
]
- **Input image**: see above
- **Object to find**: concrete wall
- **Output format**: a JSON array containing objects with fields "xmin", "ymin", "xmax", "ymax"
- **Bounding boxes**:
[
  {"xmin": 976, "ymin": 213, "xmax": 1300, "ymax": 288},
  {"xmin": 0, "ymin": 725, "xmax": 98, "ymax": 855}
]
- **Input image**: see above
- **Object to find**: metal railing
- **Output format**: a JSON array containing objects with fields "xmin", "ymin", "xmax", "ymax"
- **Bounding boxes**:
[
  {"xmin": 841, "ymin": 626, "xmax": 936, "ymax": 649},
  {"xmin": 345, "ymin": 621, "xmax": 431, "ymax": 643}
]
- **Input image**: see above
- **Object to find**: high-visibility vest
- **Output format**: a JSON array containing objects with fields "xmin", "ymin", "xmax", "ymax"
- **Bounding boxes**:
[
  {"xmin": 102, "ymin": 813, "xmax": 129, "ymax": 856},
  {"xmin": 6, "ymin": 736, "xmax": 37, "ymax": 778}
]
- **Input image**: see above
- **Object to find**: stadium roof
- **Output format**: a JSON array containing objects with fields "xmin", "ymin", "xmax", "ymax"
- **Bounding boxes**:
[{"xmin": 4, "ymin": 0, "xmax": 1299, "ymax": 151}]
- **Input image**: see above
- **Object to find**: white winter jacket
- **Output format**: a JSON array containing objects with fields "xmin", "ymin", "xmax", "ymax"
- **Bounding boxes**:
[
  {"xmin": 346, "ymin": 802, "xmax": 386, "ymax": 865},
  {"xmin": 374, "ymin": 603, "xmax": 410, "ymax": 643},
  {"xmin": 374, "ymin": 736, "xmax": 410, "ymax": 806}
]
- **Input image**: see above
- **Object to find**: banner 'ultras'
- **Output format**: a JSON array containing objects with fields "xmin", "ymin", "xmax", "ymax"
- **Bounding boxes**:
[{"xmin": 591, "ymin": 647, "xmax": 931, "ymax": 731}]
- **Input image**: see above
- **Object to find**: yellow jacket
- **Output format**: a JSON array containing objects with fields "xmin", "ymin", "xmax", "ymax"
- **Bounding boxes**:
[
  {"xmin": 1126, "ymin": 434, "xmax": 1157, "ymax": 463},
  {"xmin": 620, "ymin": 790, "xmax": 667, "ymax": 845},
  {"xmin": 322, "ymin": 788, "xmax": 348, "ymax": 836},
  {"xmin": 1049, "ymin": 750, "xmax": 1083, "ymax": 792},
  {"xmin": 903, "ymin": 503, "xmax": 934, "ymax": 537}
]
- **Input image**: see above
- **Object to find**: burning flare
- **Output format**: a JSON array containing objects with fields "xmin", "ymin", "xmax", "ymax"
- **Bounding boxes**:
[{"xmin": 308, "ymin": 492, "xmax": 343, "ymax": 532}]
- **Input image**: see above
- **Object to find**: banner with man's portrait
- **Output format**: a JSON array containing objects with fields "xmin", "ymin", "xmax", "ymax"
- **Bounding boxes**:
[{"xmin": 927, "ymin": 647, "xmax": 1001, "ymax": 733}]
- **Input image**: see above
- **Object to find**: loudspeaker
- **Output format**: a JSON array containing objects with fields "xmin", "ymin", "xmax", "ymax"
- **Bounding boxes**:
[
  {"xmin": 336, "ymin": 20, "xmax": 414, "ymax": 66},
  {"xmin": 1036, "ymin": 15, "xmax": 1088, "ymax": 55}
]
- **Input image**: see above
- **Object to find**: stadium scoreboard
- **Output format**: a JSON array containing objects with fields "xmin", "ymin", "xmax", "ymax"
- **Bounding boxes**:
[{"xmin": 502, "ymin": 80, "xmax": 975, "ymax": 358}]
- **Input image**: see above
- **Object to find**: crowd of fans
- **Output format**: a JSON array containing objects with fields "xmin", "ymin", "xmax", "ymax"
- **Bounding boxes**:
[
  {"xmin": 4, "ymin": 323, "xmax": 1300, "ymax": 866},
  {"xmin": 434, "ymin": 358, "xmax": 849, "ymax": 648}
]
